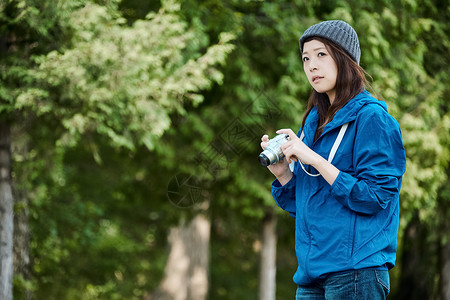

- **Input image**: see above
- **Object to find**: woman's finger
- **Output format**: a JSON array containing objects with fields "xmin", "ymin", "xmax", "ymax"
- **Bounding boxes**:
[
  {"xmin": 276, "ymin": 128, "xmax": 297, "ymax": 140},
  {"xmin": 283, "ymin": 146, "xmax": 298, "ymax": 163}
]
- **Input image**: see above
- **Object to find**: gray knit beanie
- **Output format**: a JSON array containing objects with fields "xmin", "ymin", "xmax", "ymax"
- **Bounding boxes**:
[{"xmin": 299, "ymin": 20, "xmax": 361, "ymax": 65}]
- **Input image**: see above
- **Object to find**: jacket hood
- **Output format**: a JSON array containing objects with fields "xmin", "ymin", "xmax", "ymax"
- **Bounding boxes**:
[{"xmin": 321, "ymin": 90, "xmax": 388, "ymax": 136}]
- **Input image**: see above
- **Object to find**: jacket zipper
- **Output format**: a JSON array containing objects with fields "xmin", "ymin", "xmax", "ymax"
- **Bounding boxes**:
[{"xmin": 301, "ymin": 125, "xmax": 341, "ymax": 280}]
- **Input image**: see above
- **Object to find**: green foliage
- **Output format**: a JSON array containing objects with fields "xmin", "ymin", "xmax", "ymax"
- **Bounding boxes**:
[
  {"xmin": 26, "ymin": 143, "xmax": 169, "ymax": 299},
  {"xmin": 3, "ymin": 0, "xmax": 449, "ymax": 299},
  {"xmin": 4, "ymin": 0, "xmax": 234, "ymax": 298},
  {"xmin": 14, "ymin": 0, "xmax": 235, "ymax": 151}
]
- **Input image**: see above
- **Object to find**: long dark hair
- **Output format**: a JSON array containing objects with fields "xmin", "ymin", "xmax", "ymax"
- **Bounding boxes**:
[{"xmin": 301, "ymin": 36, "xmax": 371, "ymax": 141}]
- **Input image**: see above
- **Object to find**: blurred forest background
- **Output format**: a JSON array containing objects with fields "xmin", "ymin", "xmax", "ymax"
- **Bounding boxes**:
[{"xmin": 0, "ymin": 0, "xmax": 449, "ymax": 299}]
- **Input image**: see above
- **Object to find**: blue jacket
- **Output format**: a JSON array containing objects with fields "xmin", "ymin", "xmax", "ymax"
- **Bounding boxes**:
[{"xmin": 272, "ymin": 90, "xmax": 406, "ymax": 285}]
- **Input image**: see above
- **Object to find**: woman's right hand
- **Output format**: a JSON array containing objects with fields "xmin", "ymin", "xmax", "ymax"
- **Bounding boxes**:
[{"xmin": 260, "ymin": 135, "xmax": 293, "ymax": 184}]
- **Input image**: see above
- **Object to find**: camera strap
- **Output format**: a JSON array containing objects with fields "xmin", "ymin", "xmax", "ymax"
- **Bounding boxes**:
[{"xmin": 297, "ymin": 123, "xmax": 349, "ymax": 177}]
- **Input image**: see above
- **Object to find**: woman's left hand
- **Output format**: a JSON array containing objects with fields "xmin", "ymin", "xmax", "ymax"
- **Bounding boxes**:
[{"xmin": 276, "ymin": 128, "xmax": 319, "ymax": 166}]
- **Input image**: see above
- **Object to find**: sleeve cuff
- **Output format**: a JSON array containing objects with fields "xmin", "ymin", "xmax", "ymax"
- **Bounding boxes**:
[
  {"xmin": 272, "ymin": 174, "xmax": 296, "ymax": 188},
  {"xmin": 272, "ymin": 174, "xmax": 296, "ymax": 196},
  {"xmin": 330, "ymin": 171, "xmax": 357, "ymax": 204}
]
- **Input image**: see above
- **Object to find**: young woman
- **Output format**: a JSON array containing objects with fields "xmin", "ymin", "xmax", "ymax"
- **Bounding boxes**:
[{"xmin": 260, "ymin": 20, "xmax": 406, "ymax": 299}]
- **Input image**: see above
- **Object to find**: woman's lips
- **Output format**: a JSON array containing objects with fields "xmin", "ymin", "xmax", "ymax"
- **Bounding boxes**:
[{"xmin": 312, "ymin": 75, "xmax": 323, "ymax": 83}]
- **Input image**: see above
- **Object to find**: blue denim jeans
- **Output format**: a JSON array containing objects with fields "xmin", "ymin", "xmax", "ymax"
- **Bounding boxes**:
[{"xmin": 295, "ymin": 269, "xmax": 390, "ymax": 300}]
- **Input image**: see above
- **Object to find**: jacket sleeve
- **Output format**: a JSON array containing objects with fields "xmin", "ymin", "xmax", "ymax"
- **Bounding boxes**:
[
  {"xmin": 272, "ymin": 175, "xmax": 297, "ymax": 218},
  {"xmin": 329, "ymin": 106, "xmax": 406, "ymax": 215}
]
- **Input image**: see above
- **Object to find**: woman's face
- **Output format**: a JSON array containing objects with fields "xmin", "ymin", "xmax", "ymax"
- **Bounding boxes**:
[{"xmin": 302, "ymin": 39, "xmax": 338, "ymax": 103}]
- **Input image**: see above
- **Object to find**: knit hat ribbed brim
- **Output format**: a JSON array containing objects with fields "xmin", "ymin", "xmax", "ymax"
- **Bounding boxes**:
[{"xmin": 299, "ymin": 20, "xmax": 361, "ymax": 65}]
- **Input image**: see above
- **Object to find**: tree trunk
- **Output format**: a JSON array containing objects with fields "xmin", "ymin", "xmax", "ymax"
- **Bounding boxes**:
[
  {"xmin": 440, "ymin": 240, "xmax": 450, "ymax": 300},
  {"xmin": 148, "ymin": 214, "xmax": 210, "ymax": 300},
  {"xmin": 13, "ymin": 188, "xmax": 32, "ymax": 300},
  {"xmin": 0, "ymin": 121, "xmax": 14, "ymax": 300},
  {"xmin": 259, "ymin": 208, "xmax": 277, "ymax": 300},
  {"xmin": 396, "ymin": 212, "xmax": 435, "ymax": 300}
]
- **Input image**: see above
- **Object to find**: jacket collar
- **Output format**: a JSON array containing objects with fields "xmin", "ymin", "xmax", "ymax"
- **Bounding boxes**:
[{"xmin": 302, "ymin": 90, "xmax": 388, "ymax": 144}]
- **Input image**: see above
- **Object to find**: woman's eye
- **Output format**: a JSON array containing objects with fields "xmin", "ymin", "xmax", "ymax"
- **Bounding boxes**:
[
  {"xmin": 302, "ymin": 57, "xmax": 309, "ymax": 62},
  {"xmin": 318, "ymin": 52, "xmax": 326, "ymax": 57}
]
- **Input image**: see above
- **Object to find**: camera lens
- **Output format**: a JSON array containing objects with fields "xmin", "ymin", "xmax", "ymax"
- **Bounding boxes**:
[{"xmin": 258, "ymin": 154, "xmax": 271, "ymax": 166}]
